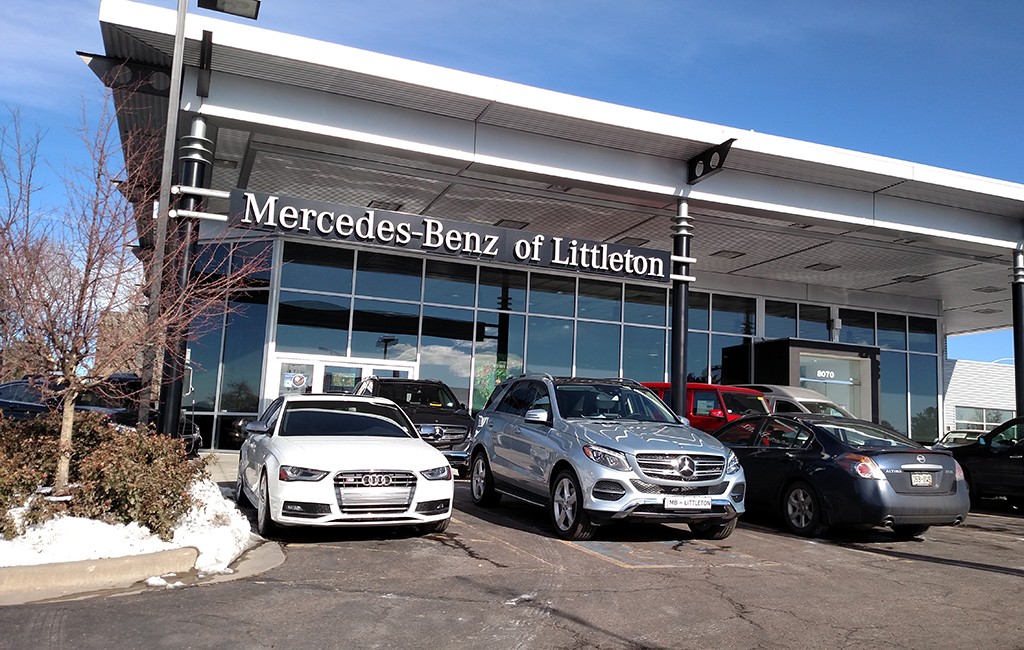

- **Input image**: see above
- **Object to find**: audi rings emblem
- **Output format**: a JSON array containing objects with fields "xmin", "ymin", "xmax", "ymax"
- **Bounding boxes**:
[
  {"xmin": 917, "ymin": 454, "xmax": 926, "ymax": 464},
  {"xmin": 361, "ymin": 473, "xmax": 393, "ymax": 487},
  {"xmin": 675, "ymin": 456, "xmax": 697, "ymax": 479}
]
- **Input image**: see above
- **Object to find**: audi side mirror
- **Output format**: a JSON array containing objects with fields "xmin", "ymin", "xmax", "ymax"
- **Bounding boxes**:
[{"xmin": 245, "ymin": 420, "xmax": 270, "ymax": 436}]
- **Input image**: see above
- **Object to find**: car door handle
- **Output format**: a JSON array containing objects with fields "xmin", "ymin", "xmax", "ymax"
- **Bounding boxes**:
[{"xmin": 1010, "ymin": 455, "xmax": 1023, "ymax": 459}]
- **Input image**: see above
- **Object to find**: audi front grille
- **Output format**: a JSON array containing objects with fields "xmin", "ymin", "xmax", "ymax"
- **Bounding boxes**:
[
  {"xmin": 334, "ymin": 471, "xmax": 416, "ymax": 514},
  {"xmin": 634, "ymin": 453, "xmax": 725, "ymax": 482}
]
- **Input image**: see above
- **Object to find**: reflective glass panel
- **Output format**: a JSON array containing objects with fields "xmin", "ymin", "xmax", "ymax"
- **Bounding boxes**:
[
  {"xmin": 219, "ymin": 292, "xmax": 268, "ymax": 413},
  {"xmin": 879, "ymin": 351, "xmax": 908, "ymax": 435},
  {"xmin": 688, "ymin": 292, "xmax": 710, "ymax": 331},
  {"xmin": 355, "ymin": 252, "xmax": 422, "ymax": 301},
  {"xmin": 473, "ymin": 312, "xmax": 525, "ymax": 411},
  {"xmin": 577, "ymin": 279, "xmax": 621, "ymax": 322},
  {"xmin": 575, "ymin": 321, "xmax": 621, "ymax": 378},
  {"xmin": 350, "ymin": 298, "xmax": 419, "ymax": 361},
  {"xmin": 276, "ymin": 291, "xmax": 350, "ymax": 356},
  {"xmin": 877, "ymin": 313, "xmax": 907, "ymax": 350},
  {"xmin": 424, "ymin": 260, "xmax": 476, "ymax": 307},
  {"xmin": 712, "ymin": 295, "xmax": 755, "ymax": 335},
  {"xmin": 687, "ymin": 332, "xmax": 709, "ymax": 382},
  {"xmin": 624, "ymin": 285, "xmax": 666, "ymax": 326},
  {"xmin": 839, "ymin": 309, "xmax": 875, "ymax": 345},
  {"xmin": 799, "ymin": 304, "xmax": 830, "ymax": 341},
  {"xmin": 622, "ymin": 326, "xmax": 665, "ymax": 382},
  {"xmin": 908, "ymin": 317, "xmax": 937, "ymax": 354},
  {"xmin": 525, "ymin": 316, "xmax": 573, "ymax": 375},
  {"xmin": 281, "ymin": 242, "xmax": 353, "ymax": 293},
  {"xmin": 186, "ymin": 308, "xmax": 224, "ymax": 411},
  {"xmin": 420, "ymin": 306, "xmax": 475, "ymax": 405},
  {"xmin": 909, "ymin": 354, "xmax": 938, "ymax": 442},
  {"xmin": 765, "ymin": 300, "xmax": 797, "ymax": 339},
  {"xmin": 529, "ymin": 274, "xmax": 575, "ymax": 317},
  {"xmin": 478, "ymin": 268, "xmax": 527, "ymax": 312},
  {"xmin": 230, "ymin": 241, "xmax": 272, "ymax": 288}
]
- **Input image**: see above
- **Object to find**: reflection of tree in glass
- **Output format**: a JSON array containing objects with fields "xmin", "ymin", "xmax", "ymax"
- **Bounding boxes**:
[
  {"xmin": 911, "ymin": 406, "xmax": 938, "ymax": 442},
  {"xmin": 221, "ymin": 381, "xmax": 259, "ymax": 413}
]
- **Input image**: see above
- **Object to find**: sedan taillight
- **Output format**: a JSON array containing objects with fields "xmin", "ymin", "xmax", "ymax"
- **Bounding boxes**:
[{"xmin": 836, "ymin": 453, "xmax": 885, "ymax": 480}]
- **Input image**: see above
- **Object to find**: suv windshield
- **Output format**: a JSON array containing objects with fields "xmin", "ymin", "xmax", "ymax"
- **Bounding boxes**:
[
  {"xmin": 377, "ymin": 382, "xmax": 459, "ymax": 409},
  {"xmin": 280, "ymin": 402, "xmax": 416, "ymax": 438},
  {"xmin": 722, "ymin": 392, "xmax": 770, "ymax": 416},
  {"xmin": 554, "ymin": 383, "xmax": 676, "ymax": 422}
]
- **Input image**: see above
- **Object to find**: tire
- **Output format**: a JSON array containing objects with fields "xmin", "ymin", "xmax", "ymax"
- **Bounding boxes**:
[
  {"xmin": 234, "ymin": 473, "xmax": 250, "ymax": 508},
  {"xmin": 549, "ymin": 470, "xmax": 597, "ymax": 541},
  {"xmin": 420, "ymin": 517, "xmax": 451, "ymax": 535},
  {"xmin": 470, "ymin": 452, "xmax": 502, "ymax": 506},
  {"xmin": 891, "ymin": 524, "xmax": 930, "ymax": 539},
  {"xmin": 256, "ymin": 472, "xmax": 279, "ymax": 538},
  {"xmin": 782, "ymin": 481, "xmax": 828, "ymax": 537},
  {"xmin": 689, "ymin": 518, "xmax": 738, "ymax": 540}
]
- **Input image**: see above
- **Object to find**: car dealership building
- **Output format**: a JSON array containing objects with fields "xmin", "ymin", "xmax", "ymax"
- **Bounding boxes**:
[{"xmin": 87, "ymin": 0, "xmax": 1024, "ymax": 448}]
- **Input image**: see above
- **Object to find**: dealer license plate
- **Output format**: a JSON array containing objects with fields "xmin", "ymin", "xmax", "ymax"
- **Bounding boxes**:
[
  {"xmin": 911, "ymin": 472, "xmax": 933, "ymax": 487},
  {"xmin": 664, "ymin": 495, "xmax": 712, "ymax": 510}
]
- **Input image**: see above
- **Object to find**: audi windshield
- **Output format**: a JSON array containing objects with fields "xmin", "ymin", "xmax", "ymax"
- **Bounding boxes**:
[{"xmin": 280, "ymin": 403, "xmax": 416, "ymax": 438}]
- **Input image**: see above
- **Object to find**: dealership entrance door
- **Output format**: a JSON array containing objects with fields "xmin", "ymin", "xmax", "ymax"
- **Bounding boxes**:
[
  {"xmin": 722, "ymin": 339, "xmax": 880, "ymax": 422},
  {"xmin": 267, "ymin": 355, "xmax": 418, "ymax": 404}
]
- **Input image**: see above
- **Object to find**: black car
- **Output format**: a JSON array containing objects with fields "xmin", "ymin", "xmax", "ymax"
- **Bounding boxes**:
[
  {"xmin": 353, "ymin": 377, "xmax": 474, "ymax": 476},
  {"xmin": 711, "ymin": 413, "xmax": 969, "ymax": 538},
  {"xmin": 0, "ymin": 374, "xmax": 202, "ymax": 457},
  {"xmin": 935, "ymin": 416, "xmax": 1024, "ymax": 506}
]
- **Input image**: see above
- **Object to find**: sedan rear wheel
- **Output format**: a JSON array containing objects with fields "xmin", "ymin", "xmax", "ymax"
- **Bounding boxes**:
[
  {"xmin": 782, "ymin": 481, "xmax": 828, "ymax": 537},
  {"xmin": 256, "ymin": 473, "xmax": 279, "ymax": 538},
  {"xmin": 470, "ymin": 452, "xmax": 501, "ymax": 506},
  {"xmin": 550, "ymin": 470, "xmax": 596, "ymax": 541}
]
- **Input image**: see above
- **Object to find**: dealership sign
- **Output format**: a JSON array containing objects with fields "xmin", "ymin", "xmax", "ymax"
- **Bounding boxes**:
[{"xmin": 229, "ymin": 190, "xmax": 669, "ymax": 282}]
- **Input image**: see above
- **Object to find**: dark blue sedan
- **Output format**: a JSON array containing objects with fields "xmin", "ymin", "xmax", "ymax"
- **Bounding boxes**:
[{"xmin": 712, "ymin": 414, "xmax": 969, "ymax": 538}]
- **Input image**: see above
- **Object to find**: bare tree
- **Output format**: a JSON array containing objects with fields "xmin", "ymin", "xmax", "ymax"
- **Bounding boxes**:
[{"xmin": 0, "ymin": 92, "xmax": 268, "ymax": 494}]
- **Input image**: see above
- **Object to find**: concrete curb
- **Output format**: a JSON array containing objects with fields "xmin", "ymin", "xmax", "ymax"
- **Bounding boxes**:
[{"xmin": 0, "ymin": 547, "xmax": 199, "ymax": 606}]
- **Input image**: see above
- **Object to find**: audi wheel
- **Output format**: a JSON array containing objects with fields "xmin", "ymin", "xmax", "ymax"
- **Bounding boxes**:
[{"xmin": 256, "ymin": 472, "xmax": 279, "ymax": 538}]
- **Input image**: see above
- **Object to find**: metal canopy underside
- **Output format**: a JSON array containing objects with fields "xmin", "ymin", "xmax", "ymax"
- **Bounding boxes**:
[{"xmin": 93, "ymin": 1, "xmax": 1024, "ymax": 337}]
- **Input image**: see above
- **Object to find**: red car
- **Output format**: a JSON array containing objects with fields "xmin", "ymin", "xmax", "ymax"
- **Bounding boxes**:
[{"xmin": 641, "ymin": 382, "xmax": 771, "ymax": 433}]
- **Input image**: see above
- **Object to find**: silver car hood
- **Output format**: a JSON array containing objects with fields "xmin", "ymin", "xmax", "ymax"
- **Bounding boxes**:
[{"xmin": 571, "ymin": 420, "xmax": 726, "ymax": 455}]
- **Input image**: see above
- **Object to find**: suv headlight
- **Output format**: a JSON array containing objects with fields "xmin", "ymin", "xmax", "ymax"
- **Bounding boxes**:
[
  {"xmin": 279, "ymin": 465, "xmax": 329, "ymax": 482},
  {"xmin": 421, "ymin": 465, "xmax": 453, "ymax": 481},
  {"xmin": 583, "ymin": 445, "xmax": 631, "ymax": 472},
  {"xmin": 725, "ymin": 450, "xmax": 742, "ymax": 475}
]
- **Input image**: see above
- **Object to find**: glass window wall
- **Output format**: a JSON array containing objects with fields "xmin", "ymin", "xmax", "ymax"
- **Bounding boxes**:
[
  {"xmin": 276, "ymin": 291, "xmax": 350, "ymax": 355},
  {"xmin": 355, "ymin": 251, "xmax": 422, "ymax": 301},
  {"xmin": 420, "ymin": 305, "xmax": 475, "ymax": 405},
  {"xmin": 424, "ymin": 260, "xmax": 476, "ymax": 307},
  {"xmin": 765, "ymin": 300, "xmax": 797, "ymax": 339},
  {"xmin": 577, "ymin": 279, "xmax": 622, "ymax": 322},
  {"xmin": 575, "ymin": 321, "xmax": 621, "ymax": 378},
  {"xmin": 529, "ymin": 273, "xmax": 575, "ymax": 317},
  {"xmin": 281, "ymin": 242, "xmax": 353, "ymax": 292},
  {"xmin": 525, "ymin": 316, "xmax": 573, "ymax": 375},
  {"xmin": 622, "ymin": 326, "xmax": 665, "ymax": 382}
]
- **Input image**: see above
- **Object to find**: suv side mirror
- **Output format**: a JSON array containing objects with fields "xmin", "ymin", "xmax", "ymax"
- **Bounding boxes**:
[{"xmin": 524, "ymin": 408, "xmax": 551, "ymax": 425}]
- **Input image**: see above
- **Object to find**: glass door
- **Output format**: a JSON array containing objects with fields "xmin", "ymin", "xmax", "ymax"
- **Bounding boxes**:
[
  {"xmin": 266, "ymin": 355, "xmax": 417, "ymax": 408},
  {"xmin": 798, "ymin": 352, "xmax": 872, "ymax": 419}
]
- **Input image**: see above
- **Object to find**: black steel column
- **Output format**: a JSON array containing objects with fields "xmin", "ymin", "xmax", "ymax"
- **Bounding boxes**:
[
  {"xmin": 670, "ymin": 199, "xmax": 695, "ymax": 417},
  {"xmin": 158, "ymin": 116, "xmax": 212, "ymax": 436},
  {"xmin": 1013, "ymin": 247, "xmax": 1024, "ymax": 414}
]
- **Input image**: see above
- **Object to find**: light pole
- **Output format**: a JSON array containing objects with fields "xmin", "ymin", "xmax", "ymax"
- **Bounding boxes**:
[
  {"xmin": 149, "ymin": 0, "xmax": 261, "ymax": 436},
  {"xmin": 378, "ymin": 335, "xmax": 399, "ymax": 359}
]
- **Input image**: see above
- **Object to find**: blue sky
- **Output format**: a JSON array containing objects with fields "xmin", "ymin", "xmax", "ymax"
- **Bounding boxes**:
[{"xmin": 1, "ymin": 0, "xmax": 1021, "ymax": 362}]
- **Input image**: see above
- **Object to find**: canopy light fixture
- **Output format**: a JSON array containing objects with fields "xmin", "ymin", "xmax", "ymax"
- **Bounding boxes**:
[
  {"xmin": 805, "ymin": 263, "xmax": 840, "ymax": 272},
  {"xmin": 973, "ymin": 308, "xmax": 1002, "ymax": 314},
  {"xmin": 367, "ymin": 200, "xmax": 403, "ymax": 211},
  {"xmin": 197, "ymin": 0, "xmax": 261, "ymax": 19},
  {"xmin": 617, "ymin": 237, "xmax": 650, "ymax": 246},
  {"xmin": 710, "ymin": 250, "xmax": 745, "ymax": 259},
  {"xmin": 495, "ymin": 219, "xmax": 528, "ymax": 230},
  {"xmin": 973, "ymin": 286, "xmax": 1003, "ymax": 293},
  {"xmin": 893, "ymin": 275, "xmax": 927, "ymax": 283}
]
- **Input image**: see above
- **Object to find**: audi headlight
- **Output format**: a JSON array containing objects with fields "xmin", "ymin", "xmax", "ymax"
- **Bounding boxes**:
[
  {"xmin": 421, "ymin": 465, "xmax": 452, "ymax": 481},
  {"xmin": 583, "ymin": 445, "xmax": 631, "ymax": 472},
  {"xmin": 279, "ymin": 465, "xmax": 329, "ymax": 482},
  {"xmin": 725, "ymin": 450, "xmax": 742, "ymax": 475}
]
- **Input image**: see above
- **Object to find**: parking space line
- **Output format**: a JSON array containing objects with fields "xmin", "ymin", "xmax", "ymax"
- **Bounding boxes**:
[{"xmin": 451, "ymin": 516, "xmax": 557, "ymax": 567}]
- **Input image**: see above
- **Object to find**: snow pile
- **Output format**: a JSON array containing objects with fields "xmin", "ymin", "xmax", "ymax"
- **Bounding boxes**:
[{"xmin": 0, "ymin": 479, "xmax": 256, "ymax": 572}]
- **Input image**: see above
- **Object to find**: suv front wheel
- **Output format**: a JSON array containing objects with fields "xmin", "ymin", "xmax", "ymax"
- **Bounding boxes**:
[
  {"xmin": 550, "ymin": 470, "xmax": 597, "ymax": 541},
  {"xmin": 470, "ymin": 452, "xmax": 501, "ymax": 506}
]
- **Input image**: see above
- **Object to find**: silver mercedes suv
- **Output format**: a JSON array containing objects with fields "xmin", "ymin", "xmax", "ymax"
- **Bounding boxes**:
[{"xmin": 469, "ymin": 375, "xmax": 746, "ymax": 540}]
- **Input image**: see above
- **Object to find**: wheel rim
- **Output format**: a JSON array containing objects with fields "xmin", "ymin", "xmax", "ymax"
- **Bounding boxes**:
[
  {"xmin": 786, "ymin": 487, "xmax": 814, "ymax": 529},
  {"xmin": 471, "ymin": 457, "xmax": 486, "ymax": 500},
  {"xmin": 552, "ymin": 477, "xmax": 578, "ymax": 531}
]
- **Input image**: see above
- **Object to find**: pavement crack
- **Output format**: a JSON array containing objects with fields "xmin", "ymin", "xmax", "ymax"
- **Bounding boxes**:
[{"xmin": 431, "ymin": 532, "xmax": 509, "ymax": 568}]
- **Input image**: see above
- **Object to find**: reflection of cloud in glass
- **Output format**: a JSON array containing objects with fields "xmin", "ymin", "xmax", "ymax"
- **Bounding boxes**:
[{"xmin": 420, "ymin": 344, "xmax": 472, "ymax": 378}]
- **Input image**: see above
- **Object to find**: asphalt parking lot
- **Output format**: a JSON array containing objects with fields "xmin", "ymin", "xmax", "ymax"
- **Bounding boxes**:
[{"xmin": 2, "ymin": 481, "xmax": 1023, "ymax": 649}]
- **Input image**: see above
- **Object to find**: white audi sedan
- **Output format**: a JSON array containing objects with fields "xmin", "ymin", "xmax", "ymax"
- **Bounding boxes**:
[{"xmin": 235, "ymin": 394, "xmax": 454, "ymax": 537}]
